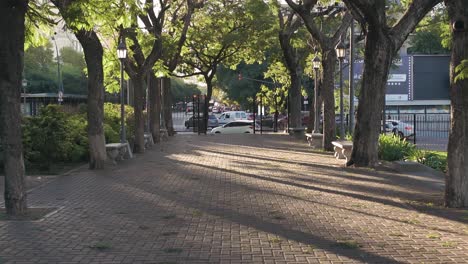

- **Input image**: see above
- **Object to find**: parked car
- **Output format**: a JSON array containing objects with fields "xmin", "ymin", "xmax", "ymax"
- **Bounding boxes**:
[
  {"xmin": 218, "ymin": 111, "xmax": 248, "ymax": 125},
  {"xmin": 185, "ymin": 115, "xmax": 219, "ymax": 128},
  {"xmin": 211, "ymin": 120, "xmax": 256, "ymax": 134},
  {"xmin": 212, "ymin": 106, "xmax": 221, "ymax": 113},
  {"xmin": 186, "ymin": 102, "xmax": 193, "ymax": 113},
  {"xmin": 277, "ymin": 111, "xmax": 310, "ymax": 129},
  {"xmin": 208, "ymin": 114, "xmax": 219, "ymax": 128},
  {"xmin": 385, "ymin": 120, "xmax": 414, "ymax": 139}
]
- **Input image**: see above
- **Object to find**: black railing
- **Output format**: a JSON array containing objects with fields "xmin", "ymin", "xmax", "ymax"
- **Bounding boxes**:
[{"xmin": 386, "ymin": 113, "xmax": 449, "ymax": 151}]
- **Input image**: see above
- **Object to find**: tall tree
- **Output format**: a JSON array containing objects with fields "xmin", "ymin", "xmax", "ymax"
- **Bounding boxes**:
[
  {"xmin": 178, "ymin": 0, "xmax": 274, "ymax": 128},
  {"xmin": 274, "ymin": 2, "xmax": 304, "ymax": 129},
  {"xmin": 52, "ymin": 0, "xmax": 108, "ymax": 169},
  {"xmin": 216, "ymin": 62, "xmax": 266, "ymax": 109},
  {"xmin": 407, "ymin": 5, "xmax": 449, "ymax": 54},
  {"xmin": 0, "ymin": 0, "xmax": 29, "ymax": 215},
  {"xmin": 120, "ymin": 0, "xmax": 198, "ymax": 146},
  {"xmin": 160, "ymin": 0, "xmax": 201, "ymax": 136},
  {"xmin": 340, "ymin": 0, "xmax": 440, "ymax": 167},
  {"xmin": 285, "ymin": 0, "xmax": 352, "ymax": 151},
  {"xmin": 445, "ymin": 0, "xmax": 468, "ymax": 208}
]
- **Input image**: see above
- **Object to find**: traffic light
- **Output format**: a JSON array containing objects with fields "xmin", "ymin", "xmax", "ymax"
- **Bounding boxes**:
[{"xmin": 238, "ymin": 72, "xmax": 242, "ymax": 80}]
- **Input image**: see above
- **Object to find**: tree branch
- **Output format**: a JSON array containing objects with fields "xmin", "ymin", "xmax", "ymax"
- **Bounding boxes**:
[
  {"xmin": 285, "ymin": 0, "xmax": 327, "ymax": 46},
  {"xmin": 331, "ymin": 12, "xmax": 354, "ymax": 46},
  {"xmin": 391, "ymin": 0, "xmax": 441, "ymax": 48}
]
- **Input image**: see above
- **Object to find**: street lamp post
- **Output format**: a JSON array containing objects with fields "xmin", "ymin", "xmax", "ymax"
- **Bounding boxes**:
[
  {"xmin": 51, "ymin": 35, "xmax": 63, "ymax": 104},
  {"xmin": 349, "ymin": 19, "xmax": 355, "ymax": 133},
  {"xmin": 117, "ymin": 39, "xmax": 128, "ymax": 143},
  {"xmin": 335, "ymin": 38, "xmax": 346, "ymax": 140},
  {"xmin": 312, "ymin": 55, "xmax": 321, "ymax": 134},
  {"xmin": 22, "ymin": 78, "xmax": 27, "ymax": 114}
]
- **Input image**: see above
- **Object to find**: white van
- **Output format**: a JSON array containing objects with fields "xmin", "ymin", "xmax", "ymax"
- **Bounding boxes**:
[{"xmin": 218, "ymin": 111, "xmax": 248, "ymax": 125}]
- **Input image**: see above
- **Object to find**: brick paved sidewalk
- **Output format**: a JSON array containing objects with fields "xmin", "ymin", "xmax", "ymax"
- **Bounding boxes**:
[{"xmin": 0, "ymin": 134, "xmax": 467, "ymax": 264}]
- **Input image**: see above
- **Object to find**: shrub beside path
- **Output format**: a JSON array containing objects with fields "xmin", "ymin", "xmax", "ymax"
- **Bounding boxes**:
[{"xmin": 0, "ymin": 134, "xmax": 467, "ymax": 263}]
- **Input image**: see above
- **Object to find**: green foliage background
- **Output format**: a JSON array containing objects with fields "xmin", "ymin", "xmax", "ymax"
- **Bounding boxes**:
[{"xmin": 17, "ymin": 103, "xmax": 137, "ymax": 172}]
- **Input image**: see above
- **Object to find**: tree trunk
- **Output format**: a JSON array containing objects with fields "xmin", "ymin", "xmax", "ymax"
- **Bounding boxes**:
[
  {"xmin": 132, "ymin": 75, "xmax": 145, "ymax": 153},
  {"xmin": 162, "ymin": 77, "xmax": 175, "ymax": 136},
  {"xmin": 0, "ymin": 0, "xmax": 28, "ymax": 216},
  {"xmin": 205, "ymin": 80, "xmax": 214, "ymax": 132},
  {"xmin": 306, "ymin": 76, "xmax": 320, "ymax": 133},
  {"xmin": 75, "ymin": 30, "xmax": 106, "ymax": 169},
  {"xmin": 289, "ymin": 72, "xmax": 302, "ymax": 128},
  {"xmin": 279, "ymin": 32, "xmax": 302, "ymax": 129},
  {"xmin": 348, "ymin": 27, "xmax": 394, "ymax": 167},
  {"xmin": 149, "ymin": 74, "xmax": 161, "ymax": 143},
  {"xmin": 445, "ymin": 0, "xmax": 468, "ymax": 208},
  {"xmin": 321, "ymin": 49, "xmax": 336, "ymax": 151}
]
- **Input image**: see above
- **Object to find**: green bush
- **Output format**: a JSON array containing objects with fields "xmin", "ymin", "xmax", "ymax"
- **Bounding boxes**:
[
  {"xmin": 22, "ymin": 105, "xmax": 88, "ymax": 170},
  {"xmin": 66, "ymin": 114, "xmax": 89, "ymax": 162},
  {"xmin": 378, "ymin": 134, "xmax": 416, "ymax": 161},
  {"xmin": 103, "ymin": 103, "xmax": 135, "ymax": 143},
  {"xmin": 104, "ymin": 123, "xmax": 120, "ymax": 143},
  {"xmin": 408, "ymin": 150, "xmax": 447, "ymax": 172}
]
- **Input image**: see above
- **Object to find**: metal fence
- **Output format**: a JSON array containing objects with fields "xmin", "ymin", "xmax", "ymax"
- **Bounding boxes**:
[
  {"xmin": 172, "ymin": 96, "xmax": 208, "ymax": 133},
  {"xmin": 341, "ymin": 113, "xmax": 450, "ymax": 151},
  {"xmin": 387, "ymin": 113, "xmax": 449, "ymax": 151}
]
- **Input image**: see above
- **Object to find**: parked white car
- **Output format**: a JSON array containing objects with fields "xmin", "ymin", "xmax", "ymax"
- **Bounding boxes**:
[
  {"xmin": 385, "ymin": 120, "xmax": 414, "ymax": 138},
  {"xmin": 211, "ymin": 120, "xmax": 255, "ymax": 134},
  {"xmin": 218, "ymin": 111, "xmax": 248, "ymax": 125}
]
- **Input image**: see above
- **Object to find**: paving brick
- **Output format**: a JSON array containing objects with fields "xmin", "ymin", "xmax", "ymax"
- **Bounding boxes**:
[{"xmin": 0, "ymin": 134, "xmax": 467, "ymax": 263}]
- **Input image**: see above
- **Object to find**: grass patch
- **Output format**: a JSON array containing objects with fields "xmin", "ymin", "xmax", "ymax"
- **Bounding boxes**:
[
  {"xmin": 163, "ymin": 248, "xmax": 183, "ymax": 254},
  {"xmin": 272, "ymin": 215, "xmax": 285, "ymax": 220},
  {"xmin": 192, "ymin": 210, "xmax": 203, "ymax": 217},
  {"xmin": 403, "ymin": 218, "xmax": 421, "ymax": 225},
  {"xmin": 162, "ymin": 214, "xmax": 176, "ymax": 220},
  {"xmin": 351, "ymin": 204, "xmax": 367, "ymax": 208},
  {"xmin": 426, "ymin": 233, "xmax": 441, "ymax": 239},
  {"xmin": 89, "ymin": 242, "xmax": 112, "ymax": 250},
  {"xmin": 269, "ymin": 238, "xmax": 282, "ymax": 244},
  {"xmin": 389, "ymin": 232, "xmax": 406, "ymax": 237},
  {"xmin": 442, "ymin": 241, "xmax": 457, "ymax": 248},
  {"xmin": 335, "ymin": 240, "xmax": 361, "ymax": 249},
  {"xmin": 407, "ymin": 150, "xmax": 447, "ymax": 172},
  {"xmin": 161, "ymin": 231, "xmax": 179, "ymax": 237},
  {"xmin": 302, "ymin": 245, "xmax": 315, "ymax": 254},
  {"xmin": 268, "ymin": 210, "xmax": 285, "ymax": 220}
]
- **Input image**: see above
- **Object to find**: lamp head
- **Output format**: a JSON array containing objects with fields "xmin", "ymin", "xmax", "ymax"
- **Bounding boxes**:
[
  {"xmin": 335, "ymin": 38, "xmax": 346, "ymax": 59},
  {"xmin": 117, "ymin": 40, "xmax": 127, "ymax": 59},
  {"xmin": 312, "ymin": 56, "xmax": 321, "ymax": 70}
]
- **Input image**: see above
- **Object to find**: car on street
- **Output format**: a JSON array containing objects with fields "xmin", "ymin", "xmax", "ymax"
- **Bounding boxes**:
[
  {"xmin": 186, "ymin": 102, "xmax": 193, "ymax": 113},
  {"xmin": 277, "ymin": 111, "xmax": 310, "ymax": 129},
  {"xmin": 185, "ymin": 114, "xmax": 219, "ymax": 129},
  {"xmin": 211, "ymin": 120, "xmax": 256, "ymax": 134},
  {"xmin": 218, "ymin": 111, "xmax": 248, "ymax": 125},
  {"xmin": 212, "ymin": 106, "xmax": 221, "ymax": 113},
  {"xmin": 385, "ymin": 119, "xmax": 414, "ymax": 139}
]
